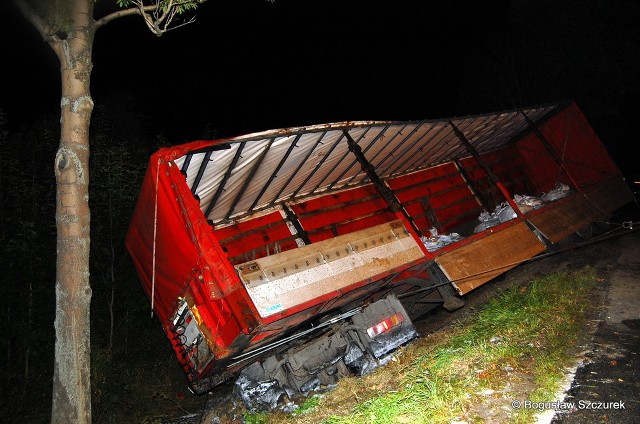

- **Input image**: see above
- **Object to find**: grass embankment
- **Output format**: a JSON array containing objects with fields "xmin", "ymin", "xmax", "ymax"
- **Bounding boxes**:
[{"xmin": 253, "ymin": 267, "xmax": 600, "ymax": 424}]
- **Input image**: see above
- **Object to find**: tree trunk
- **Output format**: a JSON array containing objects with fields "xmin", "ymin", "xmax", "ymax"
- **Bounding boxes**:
[
  {"xmin": 11, "ymin": 0, "xmax": 206, "ymax": 421},
  {"xmin": 49, "ymin": 2, "xmax": 95, "ymax": 423}
]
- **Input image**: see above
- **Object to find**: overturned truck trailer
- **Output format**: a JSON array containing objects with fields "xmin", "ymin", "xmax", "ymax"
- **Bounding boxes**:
[{"xmin": 125, "ymin": 102, "xmax": 633, "ymax": 408}]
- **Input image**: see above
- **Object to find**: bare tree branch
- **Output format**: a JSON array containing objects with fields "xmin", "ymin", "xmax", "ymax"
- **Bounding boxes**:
[
  {"xmin": 95, "ymin": 0, "xmax": 208, "ymax": 35},
  {"xmin": 94, "ymin": 4, "xmax": 157, "ymax": 30}
]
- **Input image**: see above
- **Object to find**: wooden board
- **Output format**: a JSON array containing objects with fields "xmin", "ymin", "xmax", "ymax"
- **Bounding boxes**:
[
  {"xmin": 529, "ymin": 178, "xmax": 633, "ymax": 243},
  {"xmin": 583, "ymin": 177, "xmax": 635, "ymax": 215},
  {"xmin": 435, "ymin": 221, "xmax": 546, "ymax": 295},
  {"xmin": 528, "ymin": 195, "xmax": 601, "ymax": 243},
  {"xmin": 235, "ymin": 220, "xmax": 425, "ymax": 318}
]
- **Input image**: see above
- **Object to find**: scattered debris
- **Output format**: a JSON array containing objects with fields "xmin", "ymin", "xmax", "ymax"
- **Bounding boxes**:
[
  {"xmin": 474, "ymin": 183, "xmax": 572, "ymax": 233},
  {"xmin": 421, "ymin": 227, "xmax": 463, "ymax": 251}
]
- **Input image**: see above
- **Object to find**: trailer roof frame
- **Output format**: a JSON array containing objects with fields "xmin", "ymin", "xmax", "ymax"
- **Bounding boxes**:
[{"xmin": 171, "ymin": 103, "xmax": 564, "ymax": 225}]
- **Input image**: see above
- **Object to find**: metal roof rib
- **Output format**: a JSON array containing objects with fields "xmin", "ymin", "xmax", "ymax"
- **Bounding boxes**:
[
  {"xmin": 190, "ymin": 150, "xmax": 213, "ymax": 195},
  {"xmin": 267, "ymin": 131, "xmax": 328, "ymax": 208},
  {"xmin": 248, "ymin": 134, "xmax": 302, "ymax": 212},
  {"xmin": 325, "ymin": 126, "xmax": 374, "ymax": 191},
  {"xmin": 306, "ymin": 132, "xmax": 352, "ymax": 195},
  {"xmin": 413, "ymin": 124, "xmax": 455, "ymax": 169},
  {"xmin": 365, "ymin": 124, "xmax": 409, "ymax": 171},
  {"xmin": 224, "ymin": 137, "xmax": 276, "ymax": 220},
  {"xmin": 376, "ymin": 122, "xmax": 423, "ymax": 177},
  {"xmin": 341, "ymin": 125, "xmax": 390, "ymax": 187},
  {"xmin": 293, "ymin": 131, "xmax": 345, "ymax": 198},
  {"xmin": 180, "ymin": 153, "xmax": 193, "ymax": 175},
  {"xmin": 385, "ymin": 122, "xmax": 446, "ymax": 177},
  {"xmin": 203, "ymin": 142, "xmax": 246, "ymax": 219}
]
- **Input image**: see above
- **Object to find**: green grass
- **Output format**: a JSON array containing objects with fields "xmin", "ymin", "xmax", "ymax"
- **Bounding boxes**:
[{"xmin": 263, "ymin": 267, "xmax": 600, "ymax": 424}]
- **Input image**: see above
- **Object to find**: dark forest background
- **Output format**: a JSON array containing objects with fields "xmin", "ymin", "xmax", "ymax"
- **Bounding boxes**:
[{"xmin": 1, "ymin": 0, "xmax": 639, "ymax": 422}]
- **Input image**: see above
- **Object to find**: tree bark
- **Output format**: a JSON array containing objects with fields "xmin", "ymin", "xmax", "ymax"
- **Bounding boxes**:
[{"xmin": 49, "ymin": 1, "xmax": 95, "ymax": 423}]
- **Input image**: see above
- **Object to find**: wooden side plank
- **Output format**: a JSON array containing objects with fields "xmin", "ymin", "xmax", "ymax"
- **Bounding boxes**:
[
  {"xmin": 435, "ymin": 221, "xmax": 546, "ymax": 295},
  {"xmin": 583, "ymin": 177, "xmax": 635, "ymax": 215},
  {"xmin": 528, "ymin": 195, "xmax": 600, "ymax": 243},
  {"xmin": 529, "ymin": 177, "xmax": 633, "ymax": 243}
]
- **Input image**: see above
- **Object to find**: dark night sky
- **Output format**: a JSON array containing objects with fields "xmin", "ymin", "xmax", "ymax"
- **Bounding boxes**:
[
  {"xmin": 1, "ymin": 0, "xmax": 639, "ymax": 177},
  {"xmin": 0, "ymin": 1, "xmax": 507, "ymax": 137}
]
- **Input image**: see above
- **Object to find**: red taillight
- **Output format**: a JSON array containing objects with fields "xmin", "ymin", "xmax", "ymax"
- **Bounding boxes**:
[{"xmin": 366, "ymin": 312, "xmax": 405, "ymax": 338}]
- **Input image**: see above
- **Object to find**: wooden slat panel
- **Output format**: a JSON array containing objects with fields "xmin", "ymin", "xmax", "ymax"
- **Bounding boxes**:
[{"xmin": 435, "ymin": 221, "xmax": 546, "ymax": 295}]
